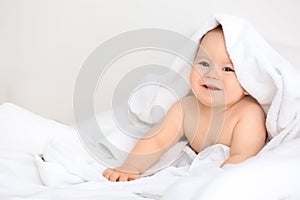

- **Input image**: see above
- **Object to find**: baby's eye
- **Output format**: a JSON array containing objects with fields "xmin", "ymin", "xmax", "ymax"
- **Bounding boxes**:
[
  {"xmin": 222, "ymin": 67, "xmax": 234, "ymax": 72},
  {"xmin": 199, "ymin": 61, "xmax": 210, "ymax": 67}
]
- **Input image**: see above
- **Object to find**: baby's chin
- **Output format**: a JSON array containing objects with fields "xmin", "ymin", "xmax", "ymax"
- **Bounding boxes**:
[
  {"xmin": 193, "ymin": 93, "xmax": 228, "ymax": 109},
  {"xmin": 198, "ymin": 101, "xmax": 227, "ymax": 109}
]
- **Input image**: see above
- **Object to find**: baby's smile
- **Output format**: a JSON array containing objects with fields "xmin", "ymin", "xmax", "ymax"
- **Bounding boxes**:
[{"xmin": 201, "ymin": 84, "xmax": 222, "ymax": 91}]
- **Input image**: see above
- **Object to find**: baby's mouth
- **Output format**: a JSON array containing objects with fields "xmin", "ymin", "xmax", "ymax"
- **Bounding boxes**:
[{"xmin": 202, "ymin": 84, "xmax": 221, "ymax": 91}]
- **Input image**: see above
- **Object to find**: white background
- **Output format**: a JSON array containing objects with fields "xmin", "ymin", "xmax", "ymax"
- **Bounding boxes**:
[{"xmin": 0, "ymin": 0, "xmax": 299, "ymax": 124}]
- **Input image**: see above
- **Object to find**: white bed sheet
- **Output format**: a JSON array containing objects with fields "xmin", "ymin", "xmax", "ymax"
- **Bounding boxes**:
[{"xmin": 1, "ymin": 102, "xmax": 300, "ymax": 200}]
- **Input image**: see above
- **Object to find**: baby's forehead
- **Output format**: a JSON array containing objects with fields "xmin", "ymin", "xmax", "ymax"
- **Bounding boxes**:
[
  {"xmin": 195, "ymin": 47, "xmax": 210, "ymax": 58},
  {"xmin": 201, "ymin": 26, "xmax": 223, "ymax": 40},
  {"xmin": 195, "ymin": 28, "xmax": 233, "ymax": 64}
]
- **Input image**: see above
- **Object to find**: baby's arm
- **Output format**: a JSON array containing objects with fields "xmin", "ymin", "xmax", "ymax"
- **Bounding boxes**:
[
  {"xmin": 220, "ymin": 103, "xmax": 266, "ymax": 167},
  {"xmin": 103, "ymin": 101, "xmax": 184, "ymax": 181}
]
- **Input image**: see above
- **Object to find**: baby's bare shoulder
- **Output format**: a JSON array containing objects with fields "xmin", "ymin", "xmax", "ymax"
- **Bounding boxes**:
[
  {"xmin": 166, "ymin": 96, "xmax": 196, "ymax": 117},
  {"xmin": 236, "ymin": 96, "xmax": 265, "ymax": 118}
]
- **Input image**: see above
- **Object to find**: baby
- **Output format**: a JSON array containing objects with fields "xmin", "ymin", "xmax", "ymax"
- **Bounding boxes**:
[{"xmin": 103, "ymin": 25, "xmax": 267, "ymax": 182}]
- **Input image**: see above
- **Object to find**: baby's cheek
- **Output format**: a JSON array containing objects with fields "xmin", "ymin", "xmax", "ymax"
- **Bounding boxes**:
[
  {"xmin": 189, "ymin": 73, "xmax": 198, "ymax": 88},
  {"xmin": 190, "ymin": 69, "xmax": 202, "ymax": 82}
]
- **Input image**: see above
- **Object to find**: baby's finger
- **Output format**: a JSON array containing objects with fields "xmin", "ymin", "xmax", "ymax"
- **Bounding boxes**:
[
  {"xmin": 128, "ymin": 173, "xmax": 141, "ymax": 181},
  {"xmin": 109, "ymin": 171, "xmax": 121, "ymax": 182},
  {"xmin": 118, "ymin": 174, "xmax": 129, "ymax": 182},
  {"xmin": 102, "ymin": 168, "xmax": 114, "ymax": 179}
]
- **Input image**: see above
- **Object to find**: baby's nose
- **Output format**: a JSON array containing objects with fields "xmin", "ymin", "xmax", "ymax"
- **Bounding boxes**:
[{"xmin": 204, "ymin": 65, "xmax": 220, "ymax": 80}]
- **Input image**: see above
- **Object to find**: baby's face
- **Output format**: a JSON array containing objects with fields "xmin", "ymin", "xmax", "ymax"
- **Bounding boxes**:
[{"xmin": 190, "ymin": 27, "xmax": 248, "ymax": 107}]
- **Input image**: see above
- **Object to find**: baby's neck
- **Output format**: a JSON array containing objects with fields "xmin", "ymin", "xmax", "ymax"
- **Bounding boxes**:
[{"xmin": 198, "ymin": 102, "xmax": 227, "ymax": 115}]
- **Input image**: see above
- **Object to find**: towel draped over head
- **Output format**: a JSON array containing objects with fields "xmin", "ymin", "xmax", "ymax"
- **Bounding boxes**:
[{"xmin": 129, "ymin": 14, "xmax": 300, "ymax": 151}]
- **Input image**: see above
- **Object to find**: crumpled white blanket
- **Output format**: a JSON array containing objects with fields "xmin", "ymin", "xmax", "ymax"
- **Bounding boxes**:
[
  {"xmin": 2, "ymin": 128, "xmax": 300, "ymax": 200},
  {"xmin": 1, "ymin": 108, "xmax": 300, "ymax": 199},
  {"xmin": 32, "ymin": 130, "xmax": 228, "ymax": 199},
  {"xmin": 163, "ymin": 136, "xmax": 300, "ymax": 200}
]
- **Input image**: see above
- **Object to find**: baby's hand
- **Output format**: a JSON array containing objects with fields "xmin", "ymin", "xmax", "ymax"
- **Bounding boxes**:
[{"xmin": 102, "ymin": 167, "xmax": 141, "ymax": 182}]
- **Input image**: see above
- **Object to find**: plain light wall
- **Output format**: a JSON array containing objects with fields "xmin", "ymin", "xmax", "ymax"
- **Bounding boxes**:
[{"xmin": 0, "ymin": 0, "xmax": 300, "ymax": 125}]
